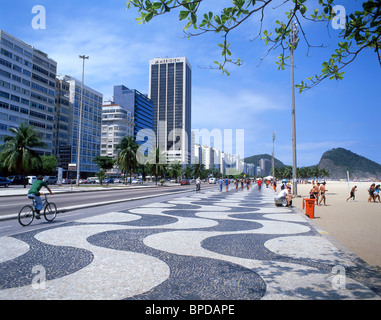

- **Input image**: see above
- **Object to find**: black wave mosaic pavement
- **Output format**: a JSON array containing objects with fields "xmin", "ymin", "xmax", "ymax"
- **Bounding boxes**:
[{"xmin": 0, "ymin": 187, "xmax": 380, "ymax": 299}]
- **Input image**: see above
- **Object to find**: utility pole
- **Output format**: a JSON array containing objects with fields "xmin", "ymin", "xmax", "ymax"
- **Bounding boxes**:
[
  {"xmin": 272, "ymin": 131, "xmax": 275, "ymax": 179},
  {"xmin": 289, "ymin": 22, "xmax": 299, "ymax": 196},
  {"xmin": 76, "ymin": 55, "xmax": 89, "ymax": 186}
]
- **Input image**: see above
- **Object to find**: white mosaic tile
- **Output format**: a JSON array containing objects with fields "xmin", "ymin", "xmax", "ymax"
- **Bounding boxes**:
[{"xmin": 0, "ymin": 237, "xmax": 30, "ymax": 263}]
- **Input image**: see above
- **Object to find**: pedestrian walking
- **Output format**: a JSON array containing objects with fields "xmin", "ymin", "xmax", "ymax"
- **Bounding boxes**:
[
  {"xmin": 195, "ymin": 177, "xmax": 201, "ymax": 193},
  {"xmin": 235, "ymin": 179, "xmax": 239, "ymax": 191},
  {"xmin": 218, "ymin": 177, "xmax": 223, "ymax": 192},
  {"xmin": 246, "ymin": 178, "xmax": 250, "ymax": 191},
  {"xmin": 224, "ymin": 177, "xmax": 229, "ymax": 192},
  {"xmin": 368, "ymin": 183, "xmax": 376, "ymax": 202},
  {"xmin": 318, "ymin": 182, "xmax": 327, "ymax": 206},
  {"xmin": 346, "ymin": 186, "xmax": 357, "ymax": 201},
  {"xmin": 374, "ymin": 184, "xmax": 380, "ymax": 202},
  {"xmin": 257, "ymin": 179, "xmax": 262, "ymax": 191}
]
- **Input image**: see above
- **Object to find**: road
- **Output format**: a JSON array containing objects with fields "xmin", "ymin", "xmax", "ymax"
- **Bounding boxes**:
[
  {"xmin": 0, "ymin": 184, "xmax": 215, "ymax": 217},
  {"xmin": 0, "ymin": 184, "xmax": 216, "ymax": 238}
]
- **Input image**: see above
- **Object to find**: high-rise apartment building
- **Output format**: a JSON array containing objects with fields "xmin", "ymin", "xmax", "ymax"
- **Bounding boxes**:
[
  {"xmin": 259, "ymin": 158, "xmax": 271, "ymax": 177},
  {"xmin": 101, "ymin": 100, "xmax": 134, "ymax": 158},
  {"xmin": 55, "ymin": 77, "xmax": 73, "ymax": 170},
  {"xmin": 149, "ymin": 57, "xmax": 192, "ymax": 164},
  {"xmin": 0, "ymin": 29, "xmax": 57, "ymax": 155},
  {"xmin": 113, "ymin": 85, "xmax": 154, "ymax": 156},
  {"xmin": 56, "ymin": 75, "xmax": 103, "ymax": 177}
]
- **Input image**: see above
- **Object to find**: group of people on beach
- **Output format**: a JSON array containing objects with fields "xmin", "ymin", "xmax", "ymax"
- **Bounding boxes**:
[
  {"xmin": 309, "ymin": 182, "xmax": 328, "ymax": 206},
  {"xmin": 345, "ymin": 183, "xmax": 380, "ymax": 202},
  {"xmin": 367, "ymin": 183, "xmax": 380, "ymax": 202}
]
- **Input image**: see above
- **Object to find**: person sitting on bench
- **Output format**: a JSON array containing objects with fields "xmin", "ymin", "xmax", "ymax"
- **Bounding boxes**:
[{"xmin": 276, "ymin": 185, "xmax": 295, "ymax": 207}]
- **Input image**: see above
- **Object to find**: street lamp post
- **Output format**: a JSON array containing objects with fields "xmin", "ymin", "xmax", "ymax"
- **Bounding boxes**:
[
  {"xmin": 272, "ymin": 131, "xmax": 275, "ymax": 179},
  {"xmin": 76, "ymin": 55, "xmax": 89, "ymax": 186},
  {"xmin": 289, "ymin": 22, "xmax": 299, "ymax": 196}
]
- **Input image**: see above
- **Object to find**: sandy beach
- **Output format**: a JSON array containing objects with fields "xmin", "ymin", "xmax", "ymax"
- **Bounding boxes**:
[{"xmin": 292, "ymin": 181, "xmax": 381, "ymax": 270}]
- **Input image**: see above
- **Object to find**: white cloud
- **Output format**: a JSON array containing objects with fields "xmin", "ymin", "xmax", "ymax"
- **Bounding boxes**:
[{"xmin": 192, "ymin": 86, "xmax": 287, "ymax": 130}]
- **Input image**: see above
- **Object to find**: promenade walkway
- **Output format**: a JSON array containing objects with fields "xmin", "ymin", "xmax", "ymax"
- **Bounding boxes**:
[{"xmin": 0, "ymin": 185, "xmax": 380, "ymax": 300}]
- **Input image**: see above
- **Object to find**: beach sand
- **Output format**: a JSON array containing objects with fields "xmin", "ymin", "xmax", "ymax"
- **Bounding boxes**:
[{"xmin": 292, "ymin": 181, "xmax": 381, "ymax": 269}]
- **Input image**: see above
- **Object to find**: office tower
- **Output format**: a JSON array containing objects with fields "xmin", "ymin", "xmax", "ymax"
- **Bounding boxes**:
[
  {"xmin": 149, "ymin": 57, "xmax": 192, "ymax": 164},
  {"xmin": 113, "ymin": 85, "xmax": 154, "ymax": 156},
  {"xmin": 101, "ymin": 100, "xmax": 134, "ymax": 158},
  {"xmin": 0, "ymin": 29, "xmax": 57, "ymax": 155},
  {"xmin": 56, "ymin": 75, "xmax": 103, "ymax": 178}
]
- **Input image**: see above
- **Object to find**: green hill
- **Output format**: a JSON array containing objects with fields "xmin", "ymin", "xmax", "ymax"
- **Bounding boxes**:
[
  {"xmin": 244, "ymin": 154, "xmax": 285, "ymax": 168},
  {"xmin": 318, "ymin": 148, "xmax": 381, "ymax": 179}
]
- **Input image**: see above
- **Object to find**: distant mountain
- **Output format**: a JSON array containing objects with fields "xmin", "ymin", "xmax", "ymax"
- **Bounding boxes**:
[
  {"xmin": 318, "ymin": 148, "xmax": 381, "ymax": 179},
  {"xmin": 244, "ymin": 154, "xmax": 285, "ymax": 168}
]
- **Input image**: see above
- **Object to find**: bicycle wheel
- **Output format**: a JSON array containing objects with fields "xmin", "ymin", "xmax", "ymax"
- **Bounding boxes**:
[
  {"xmin": 44, "ymin": 202, "xmax": 57, "ymax": 222},
  {"xmin": 18, "ymin": 205, "xmax": 35, "ymax": 227}
]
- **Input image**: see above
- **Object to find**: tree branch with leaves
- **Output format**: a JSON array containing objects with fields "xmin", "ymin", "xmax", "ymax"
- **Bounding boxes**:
[{"xmin": 127, "ymin": 0, "xmax": 381, "ymax": 91}]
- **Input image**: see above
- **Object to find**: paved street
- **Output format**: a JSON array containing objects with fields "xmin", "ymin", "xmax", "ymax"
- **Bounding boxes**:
[
  {"xmin": 0, "ymin": 183, "xmax": 211, "ymax": 218},
  {"xmin": 0, "ymin": 185, "xmax": 380, "ymax": 302}
]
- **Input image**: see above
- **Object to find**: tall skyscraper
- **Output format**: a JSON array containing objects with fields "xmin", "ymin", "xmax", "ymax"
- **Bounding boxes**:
[
  {"xmin": 149, "ymin": 57, "xmax": 192, "ymax": 164},
  {"xmin": 0, "ymin": 29, "xmax": 57, "ymax": 155}
]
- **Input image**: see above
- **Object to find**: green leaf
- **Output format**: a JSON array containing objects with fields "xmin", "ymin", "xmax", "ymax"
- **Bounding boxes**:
[
  {"xmin": 179, "ymin": 10, "xmax": 190, "ymax": 20},
  {"xmin": 300, "ymin": 5, "xmax": 307, "ymax": 15}
]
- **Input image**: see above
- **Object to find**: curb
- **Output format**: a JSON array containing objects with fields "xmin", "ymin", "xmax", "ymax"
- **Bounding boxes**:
[
  {"xmin": 0, "ymin": 184, "xmax": 172, "ymax": 198},
  {"xmin": 0, "ymin": 187, "xmax": 208, "ymax": 222}
]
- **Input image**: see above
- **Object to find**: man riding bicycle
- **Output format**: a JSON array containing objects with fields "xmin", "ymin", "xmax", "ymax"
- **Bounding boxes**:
[{"xmin": 28, "ymin": 175, "xmax": 54, "ymax": 219}]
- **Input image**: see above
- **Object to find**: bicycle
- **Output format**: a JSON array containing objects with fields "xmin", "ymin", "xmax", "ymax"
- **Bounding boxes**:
[{"xmin": 18, "ymin": 194, "xmax": 57, "ymax": 226}]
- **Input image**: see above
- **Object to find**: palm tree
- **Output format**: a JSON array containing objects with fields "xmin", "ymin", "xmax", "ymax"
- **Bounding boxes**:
[
  {"xmin": 182, "ymin": 165, "xmax": 193, "ymax": 179},
  {"xmin": 192, "ymin": 163, "xmax": 205, "ymax": 179},
  {"xmin": 168, "ymin": 162, "xmax": 182, "ymax": 182},
  {"xmin": 147, "ymin": 147, "xmax": 167, "ymax": 185},
  {"xmin": 311, "ymin": 165, "xmax": 320, "ymax": 181},
  {"xmin": 319, "ymin": 168, "xmax": 330, "ymax": 180},
  {"xmin": 115, "ymin": 136, "xmax": 139, "ymax": 184},
  {"xmin": 96, "ymin": 169, "xmax": 107, "ymax": 185},
  {"xmin": 0, "ymin": 124, "xmax": 46, "ymax": 188}
]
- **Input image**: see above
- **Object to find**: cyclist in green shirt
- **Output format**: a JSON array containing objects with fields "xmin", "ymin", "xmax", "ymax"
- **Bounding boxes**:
[{"xmin": 28, "ymin": 175, "xmax": 54, "ymax": 219}]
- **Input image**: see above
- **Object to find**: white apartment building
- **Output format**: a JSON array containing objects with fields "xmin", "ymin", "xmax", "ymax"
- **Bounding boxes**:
[
  {"xmin": 0, "ymin": 30, "xmax": 57, "ymax": 155},
  {"xmin": 57, "ymin": 75, "xmax": 103, "ymax": 176},
  {"xmin": 201, "ymin": 145, "xmax": 215, "ymax": 170},
  {"xmin": 101, "ymin": 101, "xmax": 134, "ymax": 158}
]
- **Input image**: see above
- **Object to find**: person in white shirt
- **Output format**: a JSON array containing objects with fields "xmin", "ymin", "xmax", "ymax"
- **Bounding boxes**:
[
  {"xmin": 276, "ymin": 185, "xmax": 295, "ymax": 207},
  {"xmin": 195, "ymin": 177, "xmax": 201, "ymax": 193}
]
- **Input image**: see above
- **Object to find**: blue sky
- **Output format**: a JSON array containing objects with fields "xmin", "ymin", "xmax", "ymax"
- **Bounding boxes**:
[{"xmin": 1, "ymin": 0, "xmax": 380, "ymax": 167}]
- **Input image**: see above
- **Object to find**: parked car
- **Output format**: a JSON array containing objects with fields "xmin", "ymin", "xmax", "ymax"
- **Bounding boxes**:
[
  {"xmin": 103, "ymin": 178, "xmax": 114, "ymax": 184},
  {"xmin": 180, "ymin": 179, "xmax": 190, "ymax": 185},
  {"xmin": 131, "ymin": 179, "xmax": 142, "ymax": 184},
  {"xmin": 27, "ymin": 176, "xmax": 37, "ymax": 185},
  {"xmin": 0, "ymin": 177, "xmax": 12, "ymax": 188},
  {"xmin": 44, "ymin": 176, "xmax": 57, "ymax": 185},
  {"xmin": 8, "ymin": 175, "xmax": 28, "ymax": 185},
  {"xmin": 209, "ymin": 178, "xmax": 217, "ymax": 184},
  {"xmin": 87, "ymin": 177, "xmax": 98, "ymax": 184}
]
